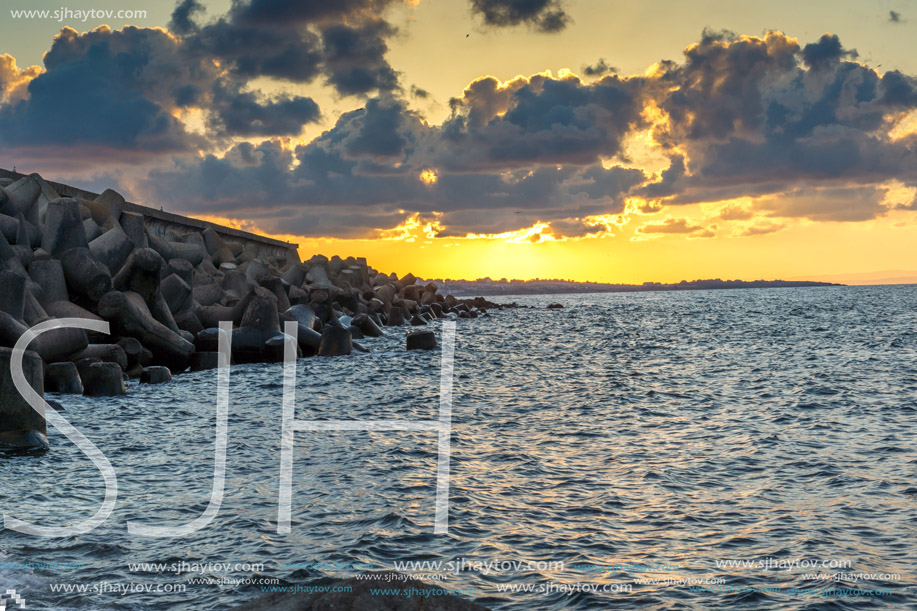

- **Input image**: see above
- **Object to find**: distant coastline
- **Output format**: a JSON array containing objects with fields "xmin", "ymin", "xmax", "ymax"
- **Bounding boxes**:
[{"xmin": 425, "ymin": 278, "xmax": 843, "ymax": 297}]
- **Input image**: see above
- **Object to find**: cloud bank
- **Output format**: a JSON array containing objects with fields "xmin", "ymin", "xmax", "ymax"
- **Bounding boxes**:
[{"xmin": 1, "ymin": 6, "xmax": 916, "ymax": 240}]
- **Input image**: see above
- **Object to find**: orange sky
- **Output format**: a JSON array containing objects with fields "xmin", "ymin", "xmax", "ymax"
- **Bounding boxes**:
[{"xmin": 195, "ymin": 200, "xmax": 917, "ymax": 284}]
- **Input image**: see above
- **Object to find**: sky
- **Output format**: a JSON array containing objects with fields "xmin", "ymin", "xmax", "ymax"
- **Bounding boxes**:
[{"xmin": 1, "ymin": 0, "xmax": 916, "ymax": 283}]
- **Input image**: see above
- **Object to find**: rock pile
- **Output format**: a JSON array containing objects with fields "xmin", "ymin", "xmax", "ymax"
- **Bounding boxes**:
[{"xmin": 0, "ymin": 173, "xmax": 503, "ymax": 450}]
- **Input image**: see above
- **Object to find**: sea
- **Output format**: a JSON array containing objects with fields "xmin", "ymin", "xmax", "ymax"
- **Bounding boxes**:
[{"xmin": 2, "ymin": 285, "xmax": 916, "ymax": 610}]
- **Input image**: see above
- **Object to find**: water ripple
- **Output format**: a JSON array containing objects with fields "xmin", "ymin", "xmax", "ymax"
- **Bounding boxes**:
[{"xmin": 1, "ymin": 286, "xmax": 916, "ymax": 609}]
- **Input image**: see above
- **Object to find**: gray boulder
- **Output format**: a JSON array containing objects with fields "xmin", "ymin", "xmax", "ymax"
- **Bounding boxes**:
[
  {"xmin": 140, "ymin": 366, "xmax": 172, "ymax": 384},
  {"xmin": 161, "ymin": 273, "xmax": 193, "ymax": 314},
  {"xmin": 317, "ymin": 326, "xmax": 352, "ymax": 357},
  {"xmin": 285, "ymin": 304, "xmax": 318, "ymax": 330},
  {"xmin": 97, "ymin": 290, "xmax": 194, "ymax": 371},
  {"xmin": 119, "ymin": 211, "xmax": 149, "ymax": 249},
  {"xmin": 190, "ymin": 351, "xmax": 221, "ymax": 371},
  {"xmin": 82, "ymin": 362, "xmax": 125, "ymax": 396},
  {"xmin": 42, "ymin": 198, "xmax": 89, "ymax": 258},
  {"xmin": 0, "ymin": 270, "xmax": 25, "ymax": 319},
  {"xmin": 61, "ymin": 247, "xmax": 111, "ymax": 301},
  {"xmin": 386, "ymin": 307, "xmax": 406, "ymax": 326},
  {"xmin": 407, "ymin": 330, "xmax": 437, "ymax": 351},
  {"xmin": 352, "ymin": 313, "xmax": 384, "ymax": 338},
  {"xmin": 45, "ymin": 362, "xmax": 83, "ymax": 394},
  {"xmin": 72, "ymin": 344, "xmax": 129, "ymax": 372},
  {"xmin": 0, "ymin": 347, "xmax": 49, "ymax": 450},
  {"xmin": 240, "ymin": 287, "xmax": 280, "ymax": 332},
  {"xmin": 89, "ymin": 224, "xmax": 135, "ymax": 274}
]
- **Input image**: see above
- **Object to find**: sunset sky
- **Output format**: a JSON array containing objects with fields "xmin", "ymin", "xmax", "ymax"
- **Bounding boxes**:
[{"xmin": 1, "ymin": 0, "xmax": 916, "ymax": 283}]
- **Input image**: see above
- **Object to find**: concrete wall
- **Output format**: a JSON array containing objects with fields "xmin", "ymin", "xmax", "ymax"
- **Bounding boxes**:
[{"xmin": 0, "ymin": 168, "xmax": 300, "ymax": 264}]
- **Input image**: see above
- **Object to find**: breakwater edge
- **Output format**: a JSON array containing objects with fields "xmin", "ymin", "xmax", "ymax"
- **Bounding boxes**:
[{"xmin": 0, "ymin": 170, "xmax": 508, "ymax": 452}]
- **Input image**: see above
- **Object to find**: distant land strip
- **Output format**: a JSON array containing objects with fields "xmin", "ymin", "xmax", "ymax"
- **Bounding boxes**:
[{"xmin": 427, "ymin": 278, "xmax": 842, "ymax": 297}]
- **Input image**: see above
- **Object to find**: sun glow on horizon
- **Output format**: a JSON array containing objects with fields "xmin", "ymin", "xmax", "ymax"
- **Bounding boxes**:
[
  {"xmin": 378, "ymin": 212, "xmax": 444, "ymax": 242},
  {"xmin": 464, "ymin": 221, "xmax": 559, "ymax": 243},
  {"xmin": 185, "ymin": 203, "xmax": 917, "ymax": 286}
]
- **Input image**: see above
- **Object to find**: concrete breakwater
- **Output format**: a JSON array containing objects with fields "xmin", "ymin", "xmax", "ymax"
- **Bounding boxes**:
[{"xmin": 0, "ymin": 171, "xmax": 504, "ymax": 451}]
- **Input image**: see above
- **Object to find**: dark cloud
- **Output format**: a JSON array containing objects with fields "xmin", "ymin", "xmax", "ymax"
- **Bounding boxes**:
[
  {"xmin": 38, "ymin": 26, "xmax": 206, "ymax": 107},
  {"xmin": 210, "ymin": 83, "xmax": 320, "ymax": 137},
  {"xmin": 0, "ymin": 0, "xmax": 414, "ymax": 155},
  {"xmin": 448, "ymin": 75, "xmax": 523, "ymax": 128},
  {"xmin": 470, "ymin": 0, "xmax": 570, "ymax": 32},
  {"xmin": 137, "ymin": 138, "xmax": 417, "ymax": 237},
  {"xmin": 570, "ymin": 165, "xmax": 646, "ymax": 200},
  {"xmin": 169, "ymin": 0, "xmax": 204, "ymax": 34},
  {"xmin": 231, "ymin": 0, "xmax": 394, "ymax": 26},
  {"xmin": 649, "ymin": 31, "xmax": 917, "ymax": 222},
  {"xmin": 135, "ymin": 94, "xmax": 648, "ymax": 237},
  {"xmin": 801, "ymin": 33, "xmax": 858, "ymax": 71},
  {"xmin": 443, "ymin": 72, "xmax": 645, "ymax": 168},
  {"xmin": 756, "ymin": 186, "xmax": 889, "ymax": 222},
  {"xmin": 127, "ymin": 31, "xmax": 917, "ymax": 238},
  {"xmin": 410, "ymin": 85, "xmax": 430, "ymax": 99},
  {"xmin": 179, "ymin": 17, "xmax": 324, "ymax": 84},
  {"xmin": 0, "ymin": 20, "xmax": 324, "ymax": 149},
  {"xmin": 582, "ymin": 58, "xmax": 614, "ymax": 77},
  {"xmin": 285, "ymin": 128, "xmax": 640, "ymax": 234},
  {"xmin": 879, "ymin": 70, "xmax": 917, "ymax": 105},
  {"xmin": 320, "ymin": 20, "xmax": 400, "ymax": 95},
  {"xmin": 184, "ymin": 0, "xmax": 591, "ymax": 99},
  {"xmin": 639, "ymin": 155, "xmax": 686, "ymax": 199},
  {"xmin": 0, "ymin": 26, "xmax": 203, "ymax": 152},
  {"xmin": 5, "ymin": 23, "xmax": 917, "ymax": 239},
  {"xmin": 174, "ymin": 84, "xmax": 200, "ymax": 107},
  {"xmin": 341, "ymin": 96, "xmax": 414, "ymax": 158},
  {"xmin": 654, "ymin": 31, "xmax": 800, "ymax": 143},
  {"xmin": 174, "ymin": 0, "xmax": 400, "ymax": 96}
]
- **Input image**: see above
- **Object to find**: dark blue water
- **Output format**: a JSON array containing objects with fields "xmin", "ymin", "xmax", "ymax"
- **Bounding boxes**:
[{"xmin": 2, "ymin": 286, "xmax": 916, "ymax": 610}]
